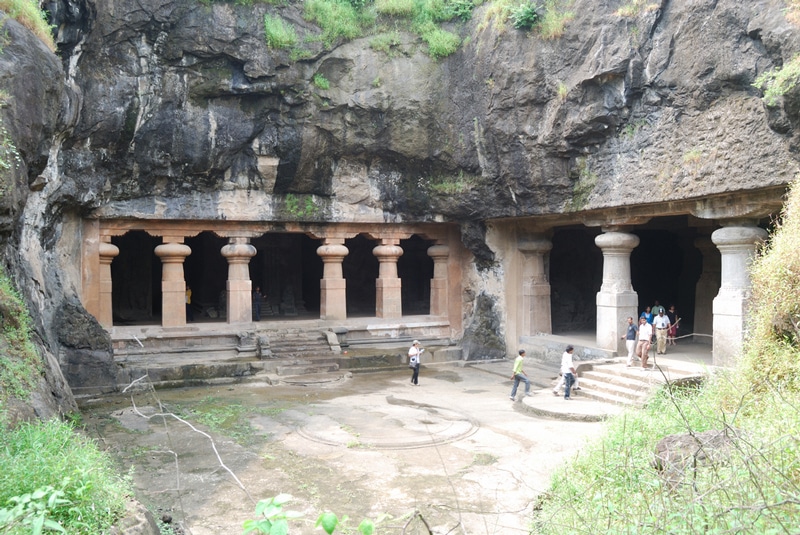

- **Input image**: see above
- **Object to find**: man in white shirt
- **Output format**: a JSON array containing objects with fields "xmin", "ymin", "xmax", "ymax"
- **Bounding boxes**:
[
  {"xmin": 560, "ymin": 345, "xmax": 577, "ymax": 400},
  {"xmin": 652, "ymin": 309, "xmax": 671, "ymax": 355},
  {"xmin": 636, "ymin": 316, "xmax": 653, "ymax": 369}
]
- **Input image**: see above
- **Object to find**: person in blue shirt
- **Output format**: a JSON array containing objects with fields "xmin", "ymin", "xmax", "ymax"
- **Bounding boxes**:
[{"xmin": 640, "ymin": 306, "xmax": 653, "ymax": 325}]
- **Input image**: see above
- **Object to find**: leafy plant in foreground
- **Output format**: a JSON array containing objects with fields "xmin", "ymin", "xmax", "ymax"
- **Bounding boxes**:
[
  {"xmin": 0, "ymin": 486, "xmax": 69, "ymax": 534},
  {"xmin": 243, "ymin": 494, "xmax": 376, "ymax": 534},
  {"xmin": 0, "ymin": 419, "xmax": 131, "ymax": 534}
]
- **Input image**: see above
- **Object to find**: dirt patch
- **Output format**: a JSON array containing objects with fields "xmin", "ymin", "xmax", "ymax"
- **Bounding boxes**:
[{"xmin": 78, "ymin": 365, "xmax": 605, "ymax": 534}]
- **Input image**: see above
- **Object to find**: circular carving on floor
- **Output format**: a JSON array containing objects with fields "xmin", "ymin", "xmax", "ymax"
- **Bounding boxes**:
[{"xmin": 295, "ymin": 395, "xmax": 479, "ymax": 450}]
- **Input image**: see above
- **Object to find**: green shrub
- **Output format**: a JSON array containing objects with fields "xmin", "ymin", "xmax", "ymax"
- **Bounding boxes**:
[
  {"xmin": 0, "ymin": 0, "xmax": 55, "ymax": 51},
  {"xmin": 537, "ymin": 0, "xmax": 574, "ymax": 39},
  {"xmin": 415, "ymin": 20, "xmax": 460, "ymax": 58},
  {"xmin": 369, "ymin": 30, "xmax": 403, "ymax": 55},
  {"xmin": 0, "ymin": 267, "xmax": 41, "ymax": 404},
  {"xmin": 753, "ymin": 55, "xmax": 800, "ymax": 106},
  {"xmin": 535, "ymin": 382, "xmax": 800, "ymax": 533},
  {"xmin": 509, "ymin": 2, "xmax": 539, "ymax": 29},
  {"xmin": 304, "ymin": 0, "xmax": 366, "ymax": 46},
  {"xmin": 374, "ymin": 0, "xmax": 416, "ymax": 16},
  {"xmin": 312, "ymin": 73, "xmax": 330, "ymax": 89},
  {"xmin": 264, "ymin": 13, "xmax": 298, "ymax": 48},
  {"xmin": 740, "ymin": 179, "xmax": 800, "ymax": 391},
  {"xmin": 444, "ymin": 0, "xmax": 476, "ymax": 21},
  {"xmin": 0, "ymin": 419, "xmax": 131, "ymax": 534}
]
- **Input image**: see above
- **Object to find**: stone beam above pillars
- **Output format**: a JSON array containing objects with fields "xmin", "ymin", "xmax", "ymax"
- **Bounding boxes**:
[
  {"xmin": 595, "ymin": 230, "xmax": 640, "ymax": 355},
  {"xmin": 221, "ymin": 237, "xmax": 257, "ymax": 324},
  {"xmin": 711, "ymin": 220, "xmax": 767, "ymax": 367},
  {"xmin": 518, "ymin": 236, "xmax": 553, "ymax": 335}
]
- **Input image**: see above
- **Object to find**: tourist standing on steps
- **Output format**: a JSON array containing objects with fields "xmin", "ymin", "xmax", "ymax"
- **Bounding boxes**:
[
  {"xmin": 651, "ymin": 300, "xmax": 666, "ymax": 316},
  {"xmin": 652, "ymin": 308, "xmax": 671, "ymax": 355},
  {"xmin": 408, "ymin": 340, "xmax": 423, "ymax": 386},
  {"xmin": 561, "ymin": 345, "xmax": 577, "ymax": 400},
  {"xmin": 621, "ymin": 316, "xmax": 639, "ymax": 366},
  {"xmin": 636, "ymin": 316, "xmax": 653, "ymax": 369},
  {"xmin": 509, "ymin": 349, "xmax": 531, "ymax": 401}
]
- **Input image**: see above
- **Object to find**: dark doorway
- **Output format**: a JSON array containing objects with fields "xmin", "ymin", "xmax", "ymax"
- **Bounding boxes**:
[
  {"xmin": 344, "ymin": 234, "xmax": 378, "ymax": 316},
  {"xmin": 549, "ymin": 227, "xmax": 602, "ymax": 332},
  {"xmin": 250, "ymin": 234, "xmax": 323, "ymax": 317},
  {"xmin": 399, "ymin": 235, "xmax": 434, "ymax": 315},
  {"xmin": 111, "ymin": 231, "xmax": 160, "ymax": 323},
  {"xmin": 631, "ymin": 226, "xmax": 702, "ymax": 333},
  {"xmin": 185, "ymin": 232, "xmax": 228, "ymax": 320}
]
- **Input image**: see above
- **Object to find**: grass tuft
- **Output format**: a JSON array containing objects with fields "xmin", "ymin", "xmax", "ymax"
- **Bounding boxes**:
[
  {"xmin": 0, "ymin": 267, "xmax": 41, "ymax": 404},
  {"xmin": 0, "ymin": 419, "xmax": 132, "ymax": 534},
  {"xmin": 0, "ymin": 0, "xmax": 55, "ymax": 51}
]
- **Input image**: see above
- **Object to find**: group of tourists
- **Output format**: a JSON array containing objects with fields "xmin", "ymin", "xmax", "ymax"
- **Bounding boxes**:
[
  {"xmin": 623, "ymin": 301, "xmax": 680, "ymax": 368},
  {"xmin": 412, "ymin": 301, "xmax": 681, "ymax": 402}
]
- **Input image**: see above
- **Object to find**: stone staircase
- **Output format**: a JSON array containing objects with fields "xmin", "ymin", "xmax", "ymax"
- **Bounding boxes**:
[
  {"xmin": 256, "ymin": 328, "xmax": 341, "ymax": 378},
  {"xmin": 567, "ymin": 360, "xmax": 704, "ymax": 408}
]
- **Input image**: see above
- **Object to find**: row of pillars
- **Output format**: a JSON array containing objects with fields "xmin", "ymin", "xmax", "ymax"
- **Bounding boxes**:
[
  {"xmin": 519, "ymin": 221, "xmax": 767, "ymax": 367},
  {"xmin": 96, "ymin": 236, "xmax": 450, "ymax": 329}
]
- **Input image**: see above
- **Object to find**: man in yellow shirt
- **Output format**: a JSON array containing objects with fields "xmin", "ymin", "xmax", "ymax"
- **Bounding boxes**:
[{"xmin": 509, "ymin": 349, "xmax": 532, "ymax": 401}]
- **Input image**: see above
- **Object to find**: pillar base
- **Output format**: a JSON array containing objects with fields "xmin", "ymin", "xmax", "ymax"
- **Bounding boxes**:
[{"xmin": 596, "ymin": 291, "xmax": 638, "ymax": 354}]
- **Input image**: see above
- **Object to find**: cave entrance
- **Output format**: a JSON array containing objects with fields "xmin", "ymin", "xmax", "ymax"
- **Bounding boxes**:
[
  {"xmin": 110, "ymin": 230, "xmax": 161, "ymax": 323},
  {"xmin": 249, "ymin": 233, "xmax": 323, "ymax": 318},
  {"xmin": 399, "ymin": 235, "xmax": 434, "ymax": 315},
  {"xmin": 549, "ymin": 218, "xmax": 706, "ymax": 336}
]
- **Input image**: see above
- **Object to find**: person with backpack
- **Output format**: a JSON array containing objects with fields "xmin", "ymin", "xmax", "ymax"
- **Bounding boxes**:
[{"xmin": 408, "ymin": 340, "xmax": 423, "ymax": 386}]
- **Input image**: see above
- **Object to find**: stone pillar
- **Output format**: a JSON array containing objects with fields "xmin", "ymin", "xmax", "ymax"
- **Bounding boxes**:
[
  {"xmin": 595, "ymin": 230, "xmax": 640, "ymax": 354},
  {"xmin": 519, "ymin": 236, "xmax": 553, "ymax": 335},
  {"xmin": 711, "ymin": 221, "xmax": 767, "ymax": 367},
  {"xmin": 98, "ymin": 241, "xmax": 119, "ymax": 329},
  {"xmin": 317, "ymin": 239, "xmax": 349, "ymax": 320},
  {"xmin": 427, "ymin": 244, "xmax": 449, "ymax": 317},
  {"xmin": 693, "ymin": 235, "xmax": 720, "ymax": 344},
  {"xmin": 154, "ymin": 241, "xmax": 192, "ymax": 328},
  {"xmin": 374, "ymin": 240, "xmax": 403, "ymax": 318},
  {"xmin": 221, "ymin": 238, "xmax": 257, "ymax": 324}
]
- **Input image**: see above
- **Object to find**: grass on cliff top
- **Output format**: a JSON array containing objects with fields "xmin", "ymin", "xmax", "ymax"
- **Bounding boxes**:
[
  {"xmin": 0, "ymin": 266, "xmax": 42, "ymax": 407},
  {"xmin": 258, "ymin": 0, "xmax": 577, "ymax": 59},
  {"xmin": 0, "ymin": 0, "xmax": 56, "ymax": 52},
  {"xmin": 534, "ymin": 180, "xmax": 800, "ymax": 533}
]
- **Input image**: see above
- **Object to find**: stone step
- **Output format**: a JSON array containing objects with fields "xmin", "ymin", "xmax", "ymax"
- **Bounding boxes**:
[
  {"xmin": 573, "ymin": 376, "xmax": 649, "ymax": 402},
  {"xmin": 569, "ymin": 387, "xmax": 646, "ymax": 407},
  {"xmin": 275, "ymin": 362, "xmax": 340, "ymax": 376}
]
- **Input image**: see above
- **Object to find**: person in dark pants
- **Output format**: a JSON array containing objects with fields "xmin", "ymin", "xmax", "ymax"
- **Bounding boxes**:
[
  {"xmin": 252, "ymin": 286, "xmax": 263, "ymax": 321},
  {"xmin": 408, "ymin": 340, "xmax": 423, "ymax": 385},
  {"xmin": 510, "ymin": 349, "xmax": 532, "ymax": 401},
  {"xmin": 561, "ymin": 345, "xmax": 576, "ymax": 400}
]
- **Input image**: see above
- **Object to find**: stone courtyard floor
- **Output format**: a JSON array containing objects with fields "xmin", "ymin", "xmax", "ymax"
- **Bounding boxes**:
[{"xmin": 79, "ymin": 362, "xmax": 611, "ymax": 535}]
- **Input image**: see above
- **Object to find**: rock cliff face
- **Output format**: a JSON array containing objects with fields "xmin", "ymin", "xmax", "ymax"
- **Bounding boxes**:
[{"xmin": 2, "ymin": 0, "xmax": 800, "ymax": 405}]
